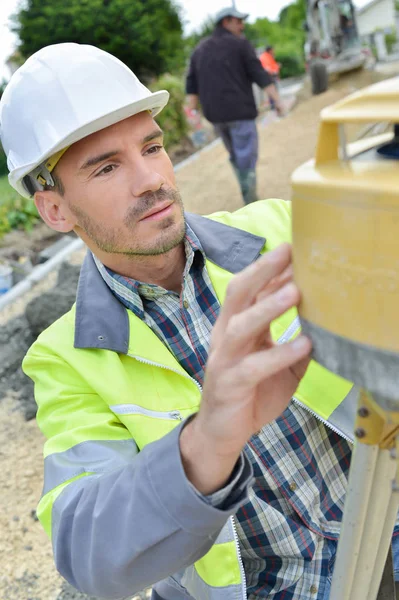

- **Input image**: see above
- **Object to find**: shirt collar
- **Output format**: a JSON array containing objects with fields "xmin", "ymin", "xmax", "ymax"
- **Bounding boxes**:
[{"xmin": 92, "ymin": 222, "xmax": 206, "ymax": 312}]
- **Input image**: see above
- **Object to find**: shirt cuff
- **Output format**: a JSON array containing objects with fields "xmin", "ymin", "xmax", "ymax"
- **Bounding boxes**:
[{"xmin": 188, "ymin": 454, "xmax": 248, "ymax": 509}]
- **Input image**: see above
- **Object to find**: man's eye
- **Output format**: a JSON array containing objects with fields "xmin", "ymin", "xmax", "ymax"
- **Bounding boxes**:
[
  {"xmin": 97, "ymin": 164, "xmax": 116, "ymax": 176},
  {"xmin": 145, "ymin": 145, "xmax": 163, "ymax": 155}
]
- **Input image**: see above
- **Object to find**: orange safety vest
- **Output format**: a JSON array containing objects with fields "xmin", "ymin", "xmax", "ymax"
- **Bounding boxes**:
[{"xmin": 260, "ymin": 51, "xmax": 280, "ymax": 76}]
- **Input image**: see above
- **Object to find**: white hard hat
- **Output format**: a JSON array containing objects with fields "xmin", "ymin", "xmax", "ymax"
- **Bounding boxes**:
[{"xmin": 0, "ymin": 43, "xmax": 169, "ymax": 198}]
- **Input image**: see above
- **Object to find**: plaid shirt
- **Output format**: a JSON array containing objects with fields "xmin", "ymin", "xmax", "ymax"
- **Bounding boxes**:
[{"xmin": 93, "ymin": 225, "xmax": 355, "ymax": 599}]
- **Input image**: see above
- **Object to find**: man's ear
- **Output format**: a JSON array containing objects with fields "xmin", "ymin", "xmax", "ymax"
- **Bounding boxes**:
[{"xmin": 34, "ymin": 190, "xmax": 75, "ymax": 233}]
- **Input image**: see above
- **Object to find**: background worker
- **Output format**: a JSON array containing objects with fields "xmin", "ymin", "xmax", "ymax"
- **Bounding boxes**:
[
  {"xmin": 259, "ymin": 45, "xmax": 281, "ymax": 110},
  {"xmin": 2, "ymin": 43, "xmax": 399, "ymax": 600},
  {"xmin": 260, "ymin": 45, "xmax": 281, "ymax": 81},
  {"xmin": 185, "ymin": 6, "xmax": 284, "ymax": 205}
]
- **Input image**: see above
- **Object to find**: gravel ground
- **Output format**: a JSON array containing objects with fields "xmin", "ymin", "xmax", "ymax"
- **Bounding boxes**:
[{"xmin": 0, "ymin": 67, "xmax": 397, "ymax": 600}]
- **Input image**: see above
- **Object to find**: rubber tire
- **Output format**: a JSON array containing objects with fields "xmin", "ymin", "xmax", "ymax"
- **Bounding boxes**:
[{"xmin": 310, "ymin": 61, "xmax": 328, "ymax": 95}]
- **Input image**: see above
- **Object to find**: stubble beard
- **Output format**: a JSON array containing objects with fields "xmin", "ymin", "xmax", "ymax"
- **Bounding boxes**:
[{"xmin": 70, "ymin": 186, "xmax": 186, "ymax": 257}]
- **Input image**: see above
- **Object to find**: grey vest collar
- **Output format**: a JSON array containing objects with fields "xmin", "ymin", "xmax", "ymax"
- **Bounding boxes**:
[{"xmin": 74, "ymin": 212, "xmax": 266, "ymax": 353}]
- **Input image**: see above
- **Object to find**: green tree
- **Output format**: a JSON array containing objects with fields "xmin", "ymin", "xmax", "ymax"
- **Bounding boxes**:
[
  {"xmin": 244, "ymin": 17, "xmax": 281, "ymax": 48},
  {"xmin": 12, "ymin": 0, "xmax": 185, "ymax": 80},
  {"xmin": 279, "ymin": 0, "xmax": 306, "ymax": 30}
]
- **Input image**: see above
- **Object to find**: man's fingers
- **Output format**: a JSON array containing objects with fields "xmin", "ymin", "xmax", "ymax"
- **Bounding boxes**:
[
  {"xmin": 222, "ymin": 281, "xmax": 300, "ymax": 359},
  {"xmin": 257, "ymin": 264, "xmax": 294, "ymax": 301},
  {"xmin": 290, "ymin": 355, "xmax": 311, "ymax": 383},
  {"xmin": 231, "ymin": 336, "xmax": 312, "ymax": 390},
  {"xmin": 213, "ymin": 244, "xmax": 292, "ymax": 345}
]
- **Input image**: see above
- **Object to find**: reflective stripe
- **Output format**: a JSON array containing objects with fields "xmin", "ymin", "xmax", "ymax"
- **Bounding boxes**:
[
  {"xmin": 110, "ymin": 404, "xmax": 182, "ymax": 421},
  {"xmin": 42, "ymin": 438, "xmax": 138, "ymax": 496},
  {"xmin": 182, "ymin": 570, "xmax": 243, "ymax": 600},
  {"xmin": 277, "ymin": 315, "xmax": 301, "ymax": 344}
]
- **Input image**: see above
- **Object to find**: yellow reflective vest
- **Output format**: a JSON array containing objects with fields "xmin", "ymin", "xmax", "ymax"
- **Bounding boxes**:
[{"xmin": 23, "ymin": 199, "xmax": 354, "ymax": 600}]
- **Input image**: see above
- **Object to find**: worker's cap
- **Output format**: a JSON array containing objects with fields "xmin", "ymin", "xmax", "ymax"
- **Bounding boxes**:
[{"xmin": 214, "ymin": 6, "xmax": 249, "ymax": 23}]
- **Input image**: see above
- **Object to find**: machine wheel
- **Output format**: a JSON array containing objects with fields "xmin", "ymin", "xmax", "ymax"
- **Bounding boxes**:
[{"xmin": 310, "ymin": 61, "xmax": 328, "ymax": 95}]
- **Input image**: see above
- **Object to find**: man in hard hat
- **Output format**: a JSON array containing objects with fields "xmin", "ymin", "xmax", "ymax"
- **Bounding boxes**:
[
  {"xmin": 185, "ymin": 6, "xmax": 284, "ymax": 205},
  {"xmin": 2, "ymin": 43, "xmax": 398, "ymax": 600}
]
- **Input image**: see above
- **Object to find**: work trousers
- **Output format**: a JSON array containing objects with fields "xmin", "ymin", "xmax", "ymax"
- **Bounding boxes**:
[{"xmin": 213, "ymin": 120, "xmax": 259, "ymax": 205}]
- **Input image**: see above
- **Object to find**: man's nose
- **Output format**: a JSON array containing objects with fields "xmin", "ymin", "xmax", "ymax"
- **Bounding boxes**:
[{"xmin": 128, "ymin": 161, "xmax": 165, "ymax": 197}]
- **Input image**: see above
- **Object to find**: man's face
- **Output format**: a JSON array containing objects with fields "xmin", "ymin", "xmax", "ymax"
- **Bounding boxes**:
[
  {"xmin": 224, "ymin": 17, "xmax": 245, "ymax": 36},
  {"xmin": 48, "ymin": 111, "xmax": 185, "ymax": 257}
]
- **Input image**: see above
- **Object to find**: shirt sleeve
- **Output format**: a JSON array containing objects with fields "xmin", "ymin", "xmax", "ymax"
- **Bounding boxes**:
[
  {"xmin": 241, "ymin": 39, "xmax": 274, "ymax": 88},
  {"xmin": 188, "ymin": 453, "xmax": 253, "ymax": 509},
  {"xmin": 186, "ymin": 52, "xmax": 199, "ymax": 95}
]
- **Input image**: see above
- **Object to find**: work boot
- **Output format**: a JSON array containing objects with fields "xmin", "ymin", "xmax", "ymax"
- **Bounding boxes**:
[{"xmin": 233, "ymin": 167, "xmax": 258, "ymax": 204}]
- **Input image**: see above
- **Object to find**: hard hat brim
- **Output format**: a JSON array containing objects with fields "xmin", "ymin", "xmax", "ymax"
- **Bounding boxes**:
[{"xmin": 10, "ymin": 89, "xmax": 170, "ymax": 198}]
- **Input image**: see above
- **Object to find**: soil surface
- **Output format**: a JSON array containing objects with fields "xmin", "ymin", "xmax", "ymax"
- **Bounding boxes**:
[{"xmin": 1, "ymin": 65, "xmax": 398, "ymax": 600}]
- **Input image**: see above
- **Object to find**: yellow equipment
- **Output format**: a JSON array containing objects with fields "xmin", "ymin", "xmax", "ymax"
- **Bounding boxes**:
[{"xmin": 291, "ymin": 77, "xmax": 399, "ymax": 600}]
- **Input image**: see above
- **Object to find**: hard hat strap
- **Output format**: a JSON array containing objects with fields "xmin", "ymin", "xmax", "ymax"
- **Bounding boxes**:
[{"xmin": 31, "ymin": 164, "xmax": 54, "ymax": 188}]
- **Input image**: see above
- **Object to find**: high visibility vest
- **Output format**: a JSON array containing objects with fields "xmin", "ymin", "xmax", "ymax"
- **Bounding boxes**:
[
  {"xmin": 260, "ymin": 51, "xmax": 280, "ymax": 75},
  {"xmin": 23, "ymin": 199, "xmax": 354, "ymax": 599}
]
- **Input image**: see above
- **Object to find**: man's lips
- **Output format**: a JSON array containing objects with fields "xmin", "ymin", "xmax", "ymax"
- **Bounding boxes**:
[{"xmin": 140, "ymin": 201, "xmax": 174, "ymax": 221}]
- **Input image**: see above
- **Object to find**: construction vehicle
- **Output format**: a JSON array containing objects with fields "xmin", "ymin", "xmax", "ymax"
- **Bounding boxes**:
[
  {"xmin": 305, "ymin": 0, "xmax": 368, "ymax": 94},
  {"xmin": 291, "ymin": 77, "xmax": 399, "ymax": 598}
]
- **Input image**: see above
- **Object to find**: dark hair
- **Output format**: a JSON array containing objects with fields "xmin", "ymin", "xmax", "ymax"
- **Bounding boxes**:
[{"xmin": 266, "ymin": 45, "xmax": 273, "ymax": 52}]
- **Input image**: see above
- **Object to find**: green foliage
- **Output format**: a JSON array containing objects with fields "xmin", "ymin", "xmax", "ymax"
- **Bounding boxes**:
[
  {"xmin": 279, "ymin": 0, "xmax": 306, "ymax": 30},
  {"xmin": 0, "ymin": 144, "xmax": 8, "ymax": 178},
  {"xmin": 244, "ymin": 18, "xmax": 280, "ymax": 48},
  {"xmin": 385, "ymin": 31, "xmax": 397, "ymax": 54},
  {"xmin": 245, "ymin": 0, "xmax": 306, "ymax": 50},
  {"xmin": 0, "ymin": 181, "xmax": 39, "ymax": 238},
  {"xmin": 275, "ymin": 48, "xmax": 305, "ymax": 78},
  {"xmin": 150, "ymin": 74, "xmax": 188, "ymax": 148},
  {"xmin": 0, "ymin": 176, "xmax": 39, "ymax": 237},
  {"xmin": 12, "ymin": 0, "xmax": 185, "ymax": 79}
]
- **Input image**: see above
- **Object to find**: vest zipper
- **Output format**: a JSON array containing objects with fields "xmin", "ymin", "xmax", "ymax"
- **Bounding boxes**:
[
  {"xmin": 231, "ymin": 516, "xmax": 247, "ymax": 599},
  {"xmin": 292, "ymin": 396, "xmax": 353, "ymax": 444},
  {"xmin": 276, "ymin": 322, "xmax": 354, "ymax": 445},
  {"xmin": 110, "ymin": 403, "xmax": 183, "ymax": 421}
]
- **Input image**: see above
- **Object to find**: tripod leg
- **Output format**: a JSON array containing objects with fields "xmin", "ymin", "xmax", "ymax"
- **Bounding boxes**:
[
  {"xmin": 368, "ymin": 463, "xmax": 399, "ymax": 600},
  {"xmin": 330, "ymin": 442, "xmax": 379, "ymax": 600},
  {"xmin": 350, "ymin": 449, "xmax": 396, "ymax": 600},
  {"xmin": 376, "ymin": 546, "xmax": 396, "ymax": 600},
  {"xmin": 351, "ymin": 448, "xmax": 397, "ymax": 600}
]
